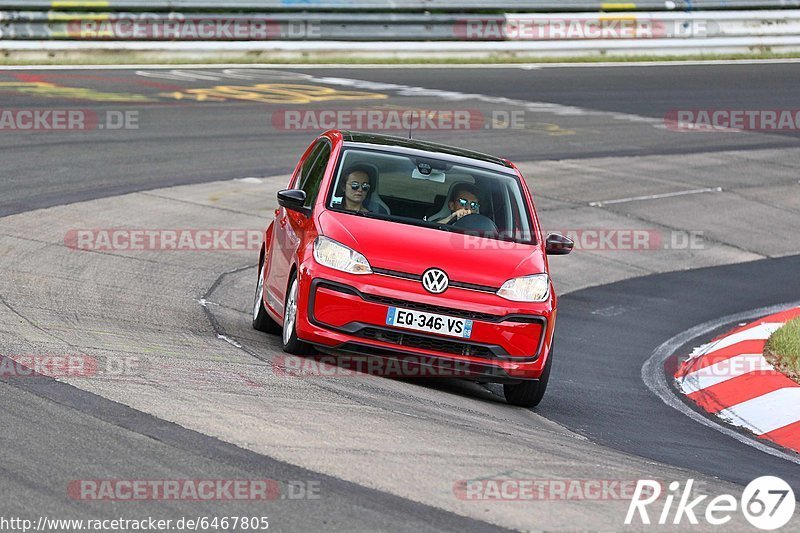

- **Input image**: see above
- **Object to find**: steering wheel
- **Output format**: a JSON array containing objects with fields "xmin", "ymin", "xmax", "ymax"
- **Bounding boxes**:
[
  {"xmin": 447, "ymin": 211, "xmax": 481, "ymax": 225},
  {"xmin": 451, "ymin": 213, "xmax": 499, "ymax": 233}
]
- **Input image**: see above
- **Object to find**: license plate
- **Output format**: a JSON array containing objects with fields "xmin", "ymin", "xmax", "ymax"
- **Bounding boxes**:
[{"xmin": 385, "ymin": 307, "xmax": 473, "ymax": 339}]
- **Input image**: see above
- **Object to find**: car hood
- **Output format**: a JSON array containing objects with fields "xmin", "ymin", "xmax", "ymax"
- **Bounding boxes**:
[{"xmin": 317, "ymin": 210, "xmax": 547, "ymax": 287}]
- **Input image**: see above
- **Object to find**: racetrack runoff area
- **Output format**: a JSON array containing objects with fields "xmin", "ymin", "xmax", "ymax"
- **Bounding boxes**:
[{"xmin": 0, "ymin": 64, "xmax": 799, "ymax": 530}]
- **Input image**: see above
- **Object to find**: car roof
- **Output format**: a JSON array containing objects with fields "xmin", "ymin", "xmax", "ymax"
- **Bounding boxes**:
[{"xmin": 338, "ymin": 131, "xmax": 515, "ymax": 172}]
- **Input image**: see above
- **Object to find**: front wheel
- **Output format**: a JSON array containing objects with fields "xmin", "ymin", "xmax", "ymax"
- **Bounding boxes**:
[
  {"xmin": 281, "ymin": 273, "xmax": 314, "ymax": 355},
  {"xmin": 503, "ymin": 346, "xmax": 552, "ymax": 408}
]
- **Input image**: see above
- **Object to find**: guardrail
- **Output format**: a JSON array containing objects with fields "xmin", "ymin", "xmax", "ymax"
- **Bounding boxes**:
[
  {"xmin": 0, "ymin": 1, "xmax": 798, "ymax": 11},
  {"xmin": 2, "ymin": 10, "xmax": 799, "ymax": 41},
  {"xmin": 1, "ymin": 2, "xmax": 799, "ymax": 59}
]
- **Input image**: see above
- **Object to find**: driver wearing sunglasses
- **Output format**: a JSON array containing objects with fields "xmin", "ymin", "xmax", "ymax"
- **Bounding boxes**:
[
  {"xmin": 436, "ymin": 182, "xmax": 481, "ymax": 224},
  {"xmin": 340, "ymin": 164, "xmax": 375, "ymax": 213}
]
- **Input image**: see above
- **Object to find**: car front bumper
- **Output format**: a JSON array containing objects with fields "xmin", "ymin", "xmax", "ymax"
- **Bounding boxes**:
[{"xmin": 294, "ymin": 261, "xmax": 556, "ymax": 381}]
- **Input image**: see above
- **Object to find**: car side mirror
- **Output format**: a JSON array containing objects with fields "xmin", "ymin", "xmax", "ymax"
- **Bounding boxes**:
[
  {"xmin": 545, "ymin": 233, "xmax": 574, "ymax": 255},
  {"xmin": 277, "ymin": 189, "xmax": 309, "ymax": 215}
]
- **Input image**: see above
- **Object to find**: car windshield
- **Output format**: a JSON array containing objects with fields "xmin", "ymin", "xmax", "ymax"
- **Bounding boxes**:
[{"xmin": 327, "ymin": 147, "xmax": 536, "ymax": 244}]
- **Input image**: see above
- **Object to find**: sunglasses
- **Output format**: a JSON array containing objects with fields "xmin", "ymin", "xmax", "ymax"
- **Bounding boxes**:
[
  {"xmin": 457, "ymin": 197, "xmax": 480, "ymax": 211},
  {"xmin": 349, "ymin": 181, "xmax": 371, "ymax": 192}
]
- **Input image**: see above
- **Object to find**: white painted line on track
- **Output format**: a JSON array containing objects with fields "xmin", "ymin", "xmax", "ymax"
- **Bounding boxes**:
[
  {"xmin": 1, "ymin": 63, "xmax": 663, "ymax": 128},
  {"xmin": 641, "ymin": 301, "xmax": 800, "ymax": 466},
  {"xmin": 217, "ymin": 334, "xmax": 243, "ymax": 349},
  {"xmin": 305, "ymin": 75, "xmax": 662, "ymax": 126},
  {"xmin": 589, "ymin": 187, "xmax": 723, "ymax": 207}
]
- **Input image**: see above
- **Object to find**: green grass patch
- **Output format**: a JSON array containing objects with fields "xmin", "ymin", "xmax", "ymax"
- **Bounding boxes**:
[{"xmin": 765, "ymin": 317, "xmax": 800, "ymax": 382}]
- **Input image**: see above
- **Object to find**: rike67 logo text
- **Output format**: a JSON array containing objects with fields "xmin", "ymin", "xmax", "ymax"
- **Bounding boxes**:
[{"xmin": 626, "ymin": 477, "xmax": 795, "ymax": 530}]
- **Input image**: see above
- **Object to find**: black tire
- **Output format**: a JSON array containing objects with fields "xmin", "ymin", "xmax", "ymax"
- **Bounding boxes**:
[
  {"xmin": 252, "ymin": 261, "xmax": 281, "ymax": 334},
  {"xmin": 503, "ymin": 345, "xmax": 553, "ymax": 408},
  {"xmin": 281, "ymin": 272, "xmax": 315, "ymax": 355}
]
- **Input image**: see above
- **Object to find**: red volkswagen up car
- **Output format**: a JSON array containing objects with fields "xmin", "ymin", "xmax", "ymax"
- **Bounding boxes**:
[{"xmin": 253, "ymin": 130, "xmax": 572, "ymax": 407}]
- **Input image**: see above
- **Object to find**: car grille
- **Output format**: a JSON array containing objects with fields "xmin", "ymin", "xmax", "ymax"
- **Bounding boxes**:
[
  {"xmin": 355, "ymin": 327, "xmax": 495, "ymax": 358},
  {"xmin": 361, "ymin": 294, "xmax": 499, "ymax": 322},
  {"xmin": 373, "ymin": 267, "xmax": 499, "ymax": 293}
]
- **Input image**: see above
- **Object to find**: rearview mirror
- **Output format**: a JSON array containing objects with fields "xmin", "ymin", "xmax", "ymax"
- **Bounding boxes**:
[
  {"xmin": 545, "ymin": 233, "xmax": 574, "ymax": 255},
  {"xmin": 277, "ymin": 189, "xmax": 308, "ymax": 214}
]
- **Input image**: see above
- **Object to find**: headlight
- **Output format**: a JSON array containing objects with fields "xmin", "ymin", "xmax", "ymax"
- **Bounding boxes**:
[
  {"xmin": 496, "ymin": 274, "xmax": 550, "ymax": 302},
  {"xmin": 313, "ymin": 236, "xmax": 372, "ymax": 275}
]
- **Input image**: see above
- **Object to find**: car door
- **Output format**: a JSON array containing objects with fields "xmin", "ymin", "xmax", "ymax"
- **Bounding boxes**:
[{"xmin": 265, "ymin": 139, "xmax": 331, "ymax": 316}]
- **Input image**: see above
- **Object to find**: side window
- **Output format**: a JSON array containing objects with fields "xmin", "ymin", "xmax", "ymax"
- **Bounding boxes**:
[
  {"xmin": 299, "ymin": 142, "xmax": 331, "ymax": 208},
  {"xmin": 294, "ymin": 142, "xmax": 324, "ymax": 188}
]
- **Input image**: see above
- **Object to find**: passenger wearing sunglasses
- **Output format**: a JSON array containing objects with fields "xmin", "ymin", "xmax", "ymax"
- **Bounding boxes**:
[
  {"xmin": 435, "ymin": 183, "xmax": 481, "ymax": 224},
  {"xmin": 340, "ymin": 164, "xmax": 376, "ymax": 213}
]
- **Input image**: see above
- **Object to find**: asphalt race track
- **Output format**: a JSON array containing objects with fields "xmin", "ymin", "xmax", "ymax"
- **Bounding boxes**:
[
  {"xmin": 3, "ymin": 63, "xmax": 800, "ymax": 217},
  {"xmin": 1, "ymin": 63, "xmax": 799, "ymax": 531},
  {"xmin": 550, "ymin": 256, "xmax": 800, "ymax": 486}
]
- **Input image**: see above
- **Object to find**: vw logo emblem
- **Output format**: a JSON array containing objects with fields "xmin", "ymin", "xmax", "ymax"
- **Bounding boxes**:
[{"xmin": 422, "ymin": 268, "xmax": 449, "ymax": 294}]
